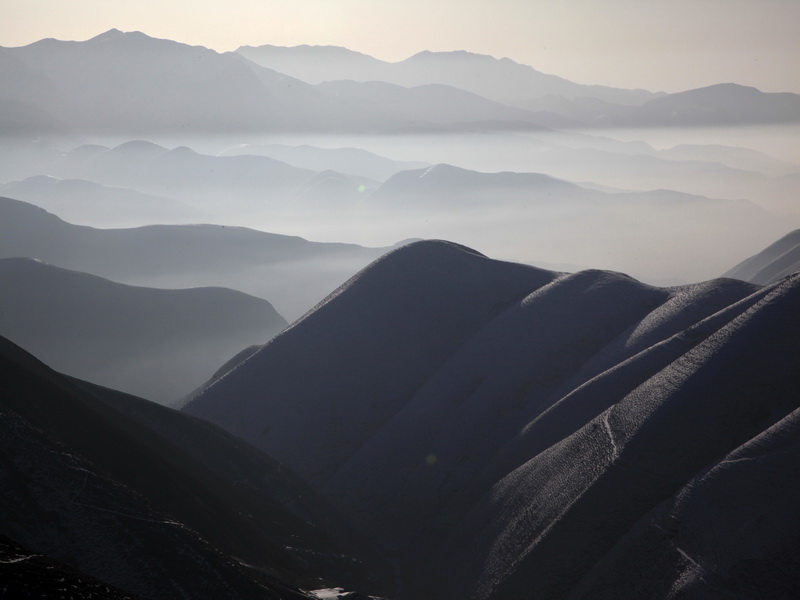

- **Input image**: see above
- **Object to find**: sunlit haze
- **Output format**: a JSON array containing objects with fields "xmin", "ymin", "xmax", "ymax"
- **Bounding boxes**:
[{"xmin": 2, "ymin": 0, "xmax": 799, "ymax": 94}]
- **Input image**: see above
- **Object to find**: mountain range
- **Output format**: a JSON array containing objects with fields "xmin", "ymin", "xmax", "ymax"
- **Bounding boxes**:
[
  {"xmin": 0, "ymin": 174, "xmax": 209, "ymax": 227},
  {"xmin": 0, "ymin": 196, "xmax": 389, "ymax": 320},
  {"xmin": 0, "ymin": 257, "xmax": 287, "ymax": 403},
  {"xmin": 237, "ymin": 44, "xmax": 660, "ymax": 106},
  {"xmin": 3, "ymin": 30, "xmax": 799, "ymax": 135},
  {"xmin": 0, "ymin": 334, "xmax": 390, "ymax": 598},
  {"xmin": 185, "ymin": 239, "xmax": 800, "ymax": 599}
]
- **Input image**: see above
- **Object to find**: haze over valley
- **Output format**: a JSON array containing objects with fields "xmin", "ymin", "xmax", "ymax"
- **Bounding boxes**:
[
  {"xmin": 2, "ymin": 18, "xmax": 800, "ymax": 600},
  {"xmin": 2, "ymin": 29, "xmax": 799, "ymax": 287}
]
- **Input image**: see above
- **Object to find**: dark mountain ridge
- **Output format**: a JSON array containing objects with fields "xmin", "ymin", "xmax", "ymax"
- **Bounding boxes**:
[
  {"xmin": 0, "ymin": 335, "xmax": 391, "ymax": 598},
  {"xmin": 185, "ymin": 239, "xmax": 800, "ymax": 599}
]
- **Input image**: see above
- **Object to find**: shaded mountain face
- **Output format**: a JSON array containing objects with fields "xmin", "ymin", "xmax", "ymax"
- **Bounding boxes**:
[
  {"xmin": 0, "ymin": 257, "xmax": 287, "ymax": 404},
  {"xmin": 0, "ymin": 196, "xmax": 389, "ymax": 321},
  {"xmin": 0, "ymin": 335, "xmax": 390, "ymax": 598},
  {"xmin": 185, "ymin": 239, "xmax": 800, "ymax": 599},
  {"xmin": 3, "ymin": 31, "xmax": 798, "ymax": 138},
  {"xmin": 0, "ymin": 534, "xmax": 137, "ymax": 599},
  {"xmin": 724, "ymin": 228, "xmax": 800, "ymax": 285},
  {"xmin": 1, "ymin": 30, "xmax": 279, "ymax": 134}
]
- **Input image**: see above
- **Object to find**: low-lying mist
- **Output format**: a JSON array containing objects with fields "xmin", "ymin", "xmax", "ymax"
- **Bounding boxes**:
[{"xmin": 2, "ymin": 123, "xmax": 798, "ymax": 290}]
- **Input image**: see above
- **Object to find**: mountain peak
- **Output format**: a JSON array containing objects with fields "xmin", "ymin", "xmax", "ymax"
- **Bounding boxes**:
[
  {"xmin": 404, "ymin": 49, "xmax": 497, "ymax": 63},
  {"xmin": 89, "ymin": 28, "xmax": 129, "ymax": 41}
]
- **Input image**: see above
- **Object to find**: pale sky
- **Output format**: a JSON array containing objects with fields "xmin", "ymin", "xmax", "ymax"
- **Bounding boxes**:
[{"xmin": 3, "ymin": 0, "xmax": 799, "ymax": 94}]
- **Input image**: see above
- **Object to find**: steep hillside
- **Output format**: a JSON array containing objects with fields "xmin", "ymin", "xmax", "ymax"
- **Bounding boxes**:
[
  {"xmin": 185, "ymin": 239, "xmax": 800, "ymax": 599},
  {"xmin": 724, "ymin": 228, "xmax": 800, "ymax": 284},
  {"xmin": 0, "ymin": 335, "xmax": 390, "ymax": 598}
]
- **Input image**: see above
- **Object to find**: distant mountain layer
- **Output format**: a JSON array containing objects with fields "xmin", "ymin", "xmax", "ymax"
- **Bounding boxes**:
[
  {"xmin": 0, "ymin": 196, "xmax": 389, "ymax": 321},
  {"xmin": 237, "ymin": 44, "xmax": 658, "ymax": 106},
  {"xmin": 0, "ymin": 175, "xmax": 210, "ymax": 227},
  {"xmin": 3, "ymin": 30, "xmax": 797, "ymax": 135},
  {"xmin": 0, "ymin": 257, "xmax": 287, "ymax": 404},
  {"xmin": 0, "ymin": 335, "xmax": 390, "ymax": 598},
  {"xmin": 0, "ymin": 29, "xmax": 404, "ymax": 134},
  {"xmin": 185, "ymin": 239, "xmax": 800, "ymax": 599},
  {"xmin": 218, "ymin": 143, "xmax": 429, "ymax": 181},
  {"xmin": 724, "ymin": 228, "xmax": 800, "ymax": 284}
]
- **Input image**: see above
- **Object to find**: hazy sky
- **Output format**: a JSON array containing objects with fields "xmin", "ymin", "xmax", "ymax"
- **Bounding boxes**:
[{"xmin": 3, "ymin": 0, "xmax": 799, "ymax": 94}]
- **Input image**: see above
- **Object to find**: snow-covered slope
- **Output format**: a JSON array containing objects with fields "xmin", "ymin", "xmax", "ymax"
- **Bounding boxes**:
[
  {"xmin": 724, "ymin": 228, "xmax": 800, "ymax": 284},
  {"xmin": 185, "ymin": 239, "xmax": 800, "ymax": 599}
]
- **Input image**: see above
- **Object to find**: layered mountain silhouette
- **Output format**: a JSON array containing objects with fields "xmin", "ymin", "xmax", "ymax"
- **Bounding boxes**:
[
  {"xmin": 0, "ymin": 257, "xmax": 287, "ymax": 404},
  {"xmin": 0, "ymin": 175, "xmax": 209, "ymax": 227},
  {"xmin": 0, "ymin": 335, "xmax": 390, "ymax": 598},
  {"xmin": 48, "ymin": 140, "xmax": 320, "ymax": 214},
  {"xmin": 219, "ymin": 143, "xmax": 429, "ymax": 181},
  {"xmin": 315, "ymin": 80, "xmax": 554, "ymax": 129},
  {"xmin": 185, "ymin": 239, "xmax": 800, "ymax": 599},
  {"xmin": 238, "ymin": 45, "xmax": 658, "ymax": 107},
  {"xmin": 0, "ymin": 29, "xmax": 558, "ymax": 135},
  {"xmin": 237, "ymin": 44, "xmax": 800, "ymax": 128},
  {"xmin": 368, "ymin": 163, "xmax": 585, "ymax": 208},
  {"xmin": 724, "ymin": 228, "xmax": 800, "ymax": 285},
  {"xmin": 0, "ymin": 29, "xmax": 419, "ymax": 135},
  {"xmin": 0, "ymin": 196, "xmax": 388, "ymax": 320},
  {"xmin": 616, "ymin": 83, "xmax": 800, "ymax": 127},
  {"xmin": 4, "ymin": 30, "xmax": 797, "ymax": 136}
]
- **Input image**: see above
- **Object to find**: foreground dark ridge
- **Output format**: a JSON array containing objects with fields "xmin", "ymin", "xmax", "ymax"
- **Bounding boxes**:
[
  {"xmin": 0, "ymin": 334, "xmax": 391, "ymax": 598},
  {"xmin": 186, "ymin": 239, "xmax": 800, "ymax": 599}
]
